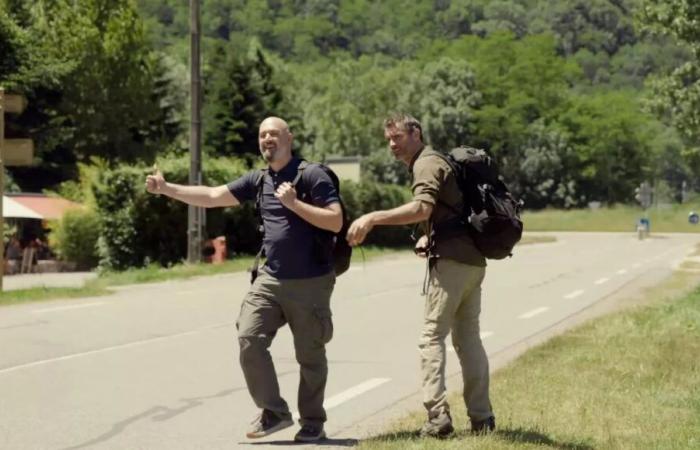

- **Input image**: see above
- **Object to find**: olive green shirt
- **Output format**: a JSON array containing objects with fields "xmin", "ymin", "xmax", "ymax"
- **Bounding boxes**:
[{"xmin": 410, "ymin": 146, "xmax": 486, "ymax": 267}]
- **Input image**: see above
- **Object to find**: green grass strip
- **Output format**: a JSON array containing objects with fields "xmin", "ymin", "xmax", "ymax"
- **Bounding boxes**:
[{"xmin": 361, "ymin": 278, "xmax": 700, "ymax": 449}]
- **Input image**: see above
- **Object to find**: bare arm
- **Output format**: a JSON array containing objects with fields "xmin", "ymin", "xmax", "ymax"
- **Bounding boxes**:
[
  {"xmin": 290, "ymin": 201, "xmax": 343, "ymax": 233},
  {"xmin": 346, "ymin": 201, "xmax": 433, "ymax": 246},
  {"xmin": 146, "ymin": 170, "xmax": 239, "ymax": 208},
  {"xmin": 275, "ymin": 182, "xmax": 342, "ymax": 233}
]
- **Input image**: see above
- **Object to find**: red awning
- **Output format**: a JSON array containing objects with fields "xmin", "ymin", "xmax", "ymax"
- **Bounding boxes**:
[{"xmin": 6, "ymin": 194, "xmax": 82, "ymax": 220}]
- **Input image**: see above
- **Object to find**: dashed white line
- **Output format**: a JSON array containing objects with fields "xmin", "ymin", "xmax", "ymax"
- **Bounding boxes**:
[
  {"xmin": 518, "ymin": 307, "xmax": 549, "ymax": 319},
  {"xmin": 594, "ymin": 277, "xmax": 609, "ymax": 285},
  {"xmin": 32, "ymin": 302, "xmax": 105, "ymax": 314},
  {"xmin": 0, "ymin": 322, "xmax": 234, "ymax": 375},
  {"xmin": 616, "ymin": 269, "xmax": 628, "ymax": 275},
  {"xmin": 292, "ymin": 378, "xmax": 391, "ymax": 419},
  {"xmin": 564, "ymin": 290, "xmax": 584, "ymax": 299}
]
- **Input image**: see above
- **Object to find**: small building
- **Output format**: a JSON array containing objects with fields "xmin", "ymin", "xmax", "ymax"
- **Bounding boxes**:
[{"xmin": 324, "ymin": 156, "xmax": 361, "ymax": 182}]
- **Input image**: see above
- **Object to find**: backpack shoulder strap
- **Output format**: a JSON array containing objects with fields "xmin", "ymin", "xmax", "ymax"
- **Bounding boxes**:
[
  {"xmin": 292, "ymin": 159, "xmax": 309, "ymax": 188},
  {"xmin": 254, "ymin": 168, "xmax": 267, "ymax": 216}
]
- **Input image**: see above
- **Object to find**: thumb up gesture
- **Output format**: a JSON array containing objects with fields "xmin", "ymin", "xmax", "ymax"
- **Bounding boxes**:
[{"xmin": 145, "ymin": 164, "xmax": 166, "ymax": 194}]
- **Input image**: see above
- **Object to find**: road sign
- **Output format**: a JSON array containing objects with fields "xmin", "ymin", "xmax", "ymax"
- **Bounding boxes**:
[
  {"xmin": 3, "ymin": 94, "xmax": 27, "ymax": 114},
  {"xmin": 689, "ymin": 212, "xmax": 699, "ymax": 225},
  {"xmin": 2, "ymin": 139, "xmax": 33, "ymax": 166},
  {"xmin": 634, "ymin": 182, "xmax": 653, "ymax": 209}
]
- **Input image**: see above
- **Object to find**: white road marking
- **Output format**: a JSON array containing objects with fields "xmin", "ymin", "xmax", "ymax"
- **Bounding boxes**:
[
  {"xmin": 594, "ymin": 277, "xmax": 609, "ymax": 285},
  {"xmin": 292, "ymin": 378, "xmax": 391, "ymax": 419},
  {"xmin": 564, "ymin": 289, "xmax": 584, "ymax": 299},
  {"xmin": 0, "ymin": 322, "xmax": 234, "ymax": 375},
  {"xmin": 518, "ymin": 307, "xmax": 549, "ymax": 319},
  {"xmin": 616, "ymin": 269, "xmax": 628, "ymax": 275},
  {"xmin": 32, "ymin": 302, "xmax": 105, "ymax": 314},
  {"xmin": 448, "ymin": 331, "xmax": 494, "ymax": 352}
]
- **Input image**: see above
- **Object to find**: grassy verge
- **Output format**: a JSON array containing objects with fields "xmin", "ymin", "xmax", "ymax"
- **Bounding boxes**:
[
  {"xmin": 524, "ymin": 202, "xmax": 700, "ymax": 233},
  {"xmin": 0, "ymin": 246, "xmax": 404, "ymax": 305},
  {"xmin": 361, "ymin": 271, "xmax": 700, "ymax": 449},
  {"xmin": 518, "ymin": 234, "xmax": 556, "ymax": 245}
]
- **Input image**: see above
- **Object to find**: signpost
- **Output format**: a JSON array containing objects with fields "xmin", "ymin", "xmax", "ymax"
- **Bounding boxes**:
[
  {"xmin": 1, "ymin": 88, "xmax": 34, "ymax": 291},
  {"xmin": 634, "ymin": 181, "xmax": 653, "ymax": 240}
]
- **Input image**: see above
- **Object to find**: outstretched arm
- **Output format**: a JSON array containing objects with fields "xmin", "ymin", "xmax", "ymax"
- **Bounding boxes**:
[
  {"xmin": 146, "ymin": 168, "xmax": 240, "ymax": 208},
  {"xmin": 346, "ymin": 201, "xmax": 433, "ymax": 246}
]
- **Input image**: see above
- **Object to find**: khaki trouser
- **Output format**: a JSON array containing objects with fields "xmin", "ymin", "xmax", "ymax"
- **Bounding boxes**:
[
  {"xmin": 419, "ymin": 258, "xmax": 492, "ymax": 421},
  {"xmin": 236, "ymin": 270, "xmax": 335, "ymax": 426}
]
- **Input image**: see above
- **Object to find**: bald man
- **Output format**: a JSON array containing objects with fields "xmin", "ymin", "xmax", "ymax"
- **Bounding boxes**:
[{"xmin": 146, "ymin": 117, "xmax": 343, "ymax": 442}]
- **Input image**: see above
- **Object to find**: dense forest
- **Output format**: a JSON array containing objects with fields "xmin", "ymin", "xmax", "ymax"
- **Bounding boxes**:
[{"xmin": 2, "ymin": 0, "xmax": 699, "ymax": 209}]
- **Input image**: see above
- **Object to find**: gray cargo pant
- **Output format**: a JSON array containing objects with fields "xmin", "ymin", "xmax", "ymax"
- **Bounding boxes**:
[
  {"xmin": 420, "ymin": 258, "xmax": 492, "ymax": 422},
  {"xmin": 236, "ymin": 269, "xmax": 335, "ymax": 426}
]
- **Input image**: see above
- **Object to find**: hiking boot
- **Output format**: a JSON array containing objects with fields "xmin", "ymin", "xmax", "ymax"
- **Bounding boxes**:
[
  {"xmin": 470, "ymin": 415, "xmax": 496, "ymax": 435},
  {"xmin": 420, "ymin": 412, "xmax": 454, "ymax": 438},
  {"xmin": 245, "ymin": 409, "xmax": 294, "ymax": 439},
  {"xmin": 294, "ymin": 423, "xmax": 326, "ymax": 442}
]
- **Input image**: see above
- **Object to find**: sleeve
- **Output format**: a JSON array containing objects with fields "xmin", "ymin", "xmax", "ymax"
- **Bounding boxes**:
[
  {"xmin": 226, "ymin": 170, "xmax": 258, "ymax": 203},
  {"xmin": 411, "ymin": 156, "xmax": 447, "ymax": 205},
  {"xmin": 306, "ymin": 165, "xmax": 340, "ymax": 207}
]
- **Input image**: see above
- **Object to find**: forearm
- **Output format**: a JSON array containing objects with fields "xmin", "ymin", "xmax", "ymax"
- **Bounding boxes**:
[
  {"xmin": 366, "ymin": 201, "xmax": 432, "ymax": 226},
  {"xmin": 162, "ymin": 183, "xmax": 237, "ymax": 208},
  {"xmin": 289, "ymin": 200, "xmax": 342, "ymax": 233}
]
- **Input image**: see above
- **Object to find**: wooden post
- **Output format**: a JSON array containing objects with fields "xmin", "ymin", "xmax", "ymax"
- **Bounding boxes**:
[
  {"xmin": 1, "ymin": 88, "xmax": 5, "ymax": 291},
  {"xmin": 0, "ymin": 89, "xmax": 32, "ymax": 291}
]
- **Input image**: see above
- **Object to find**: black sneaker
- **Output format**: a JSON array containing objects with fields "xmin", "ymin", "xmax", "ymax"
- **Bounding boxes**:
[
  {"xmin": 294, "ymin": 424, "xmax": 326, "ymax": 442},
  {"xmin": 246, "ymin": 409, "xmax": 294, "ymax": 439},
  {"xmin": 470, "ymin": 415, "xmax": 496, "ymax": 435},
  {"xmin": 420, "ymin": 412, "xmax": 454, "ymax": 438}
]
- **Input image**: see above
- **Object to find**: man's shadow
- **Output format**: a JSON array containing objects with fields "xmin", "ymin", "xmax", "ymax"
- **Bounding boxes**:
[
  {"xmin": 243, "ymin": 438, "xmax": 358, "ymax": 447},
  {"xmin": 366, "ymin": 426, "xmax": 593, "ymax": 450}
]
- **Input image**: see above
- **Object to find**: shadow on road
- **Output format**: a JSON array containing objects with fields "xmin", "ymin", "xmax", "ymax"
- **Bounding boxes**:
[
  {"xmin": 366, "ymin": 426, "xmax": 593, "ymax": 449},
  {"xmin": 242, "ymin": 437, "xmax": 359, "ymax": 446}
]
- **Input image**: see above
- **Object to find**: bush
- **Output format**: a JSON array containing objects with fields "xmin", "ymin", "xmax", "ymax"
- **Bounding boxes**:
[
  {"xmin": 92, "ymin": 155, "xmax": 252, "ymax": 271},
  {"xmin": 89, "ymin": 154, "xmax": 414, "ymax": 271},
  {"xmin": 341, "ymin": 180, "xmax": 413, "ymax": 247},
  {"xmin": 49, "ymin": 208, "xmax": 100, "ymax": 270}
]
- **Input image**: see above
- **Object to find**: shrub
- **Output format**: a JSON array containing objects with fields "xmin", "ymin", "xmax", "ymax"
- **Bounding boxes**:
[
  {"xmin": 49, "ymin": 208, "xmax": 100, "ymax": 270},
  {"xmin": 89, "ymin": 154, "xmax": 413, "ymax": 270}
]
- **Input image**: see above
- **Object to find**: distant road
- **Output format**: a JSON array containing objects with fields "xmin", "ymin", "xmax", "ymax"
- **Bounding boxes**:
[{"xmin": 0, "ymin": 232, "xmax": 697, "ymax": 449}]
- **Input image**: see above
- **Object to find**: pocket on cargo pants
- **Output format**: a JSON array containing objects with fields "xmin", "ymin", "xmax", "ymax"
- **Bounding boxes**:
[{"xmin": 314, "ymin": 308, "xmax": 334, "ymax": 344}]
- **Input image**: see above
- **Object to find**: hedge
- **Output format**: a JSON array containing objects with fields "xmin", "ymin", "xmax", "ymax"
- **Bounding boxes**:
[{"xmin": 90, "ymin": 155, "xmax": 413, "ymax": 271}]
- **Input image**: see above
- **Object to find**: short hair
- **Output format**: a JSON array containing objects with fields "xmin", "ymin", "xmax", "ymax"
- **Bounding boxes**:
[{"xmin": 383, "ymin": 113, "xmax": 423, "ymax": 142}]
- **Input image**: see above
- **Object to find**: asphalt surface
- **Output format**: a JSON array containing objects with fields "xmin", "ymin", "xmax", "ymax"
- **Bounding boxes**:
[{"xmin": 0, "ymin": 232, "xmax": 697, "ymax": 449}]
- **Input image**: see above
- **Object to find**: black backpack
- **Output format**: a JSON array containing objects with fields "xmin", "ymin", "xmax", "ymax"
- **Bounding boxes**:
[
  {"xmin": 431, "ymin": 146, "xmax": 523, "ymax": 259},
  {"xmin": 250, "ymin": 160, "xmax": 352, "ymax": 283}
]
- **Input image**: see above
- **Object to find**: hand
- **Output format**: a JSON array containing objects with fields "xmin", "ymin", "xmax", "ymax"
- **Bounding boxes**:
[
  {"xmin": 347, "ymin": 214, "xmax": 375, "ymax": 247},
  {"xmin": 274, "ymin": 182, "xmax": 298, "ymax": 209},
  {"xmin": 145, "ymin": 164, "xmax": 166, "ymax": 194},
  {"xmin": 414, "ymin": 235, "xmax": 429, "ymax": 258}
]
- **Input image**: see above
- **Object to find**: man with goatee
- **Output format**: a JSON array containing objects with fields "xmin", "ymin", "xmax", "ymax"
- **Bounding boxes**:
[{"xmin": 146, "ymin": 116, "xmax": 342, "ymax": 442}]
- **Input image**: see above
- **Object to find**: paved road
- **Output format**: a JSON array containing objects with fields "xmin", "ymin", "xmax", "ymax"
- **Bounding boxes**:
[{"xmin": 0, "ymin": 232, "xmax": 697, "ymax": 449}]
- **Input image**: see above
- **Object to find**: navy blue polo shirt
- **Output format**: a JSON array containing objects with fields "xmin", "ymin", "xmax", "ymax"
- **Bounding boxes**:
[{"xmin": 227, "ymin": 157, "xmax": 340, "ymax": 279}]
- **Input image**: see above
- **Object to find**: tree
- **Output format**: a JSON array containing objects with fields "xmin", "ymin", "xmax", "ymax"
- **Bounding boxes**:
[
  {"xmin": 2, "ymin": 0, "xmax": 183, "ymax": 191},
  {"xmin": 640, "ymin": 0, "xmax": 700, "ymax": 171},
  {"xmin": 203, "ymin": 43, "xmax": 283, "ymax": 161},
  {"xmin": 399, "ymin": 58, "xmax": 481, "ymax": 151}
]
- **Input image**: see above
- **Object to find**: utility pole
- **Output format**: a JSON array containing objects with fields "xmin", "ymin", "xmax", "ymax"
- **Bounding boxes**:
[{"xmin": 188, "ymin": 0, "xmax": 203, "ymax": 263}]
